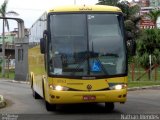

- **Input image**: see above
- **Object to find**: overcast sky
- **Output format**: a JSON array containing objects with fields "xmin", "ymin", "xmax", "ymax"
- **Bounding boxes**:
[{"xmin": 0, "ymin": 0, "xmax": 98, "ymax": 33}]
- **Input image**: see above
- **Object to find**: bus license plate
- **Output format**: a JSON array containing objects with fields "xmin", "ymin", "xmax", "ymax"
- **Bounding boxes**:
[{"xmin": 83, "ymin": 95, "xmax": 96, "ymax": 100}]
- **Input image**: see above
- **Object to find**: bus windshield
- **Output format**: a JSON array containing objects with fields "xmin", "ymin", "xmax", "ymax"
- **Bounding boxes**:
[{"xmin": 49, "ymin": 13, "xmax": 126, "ymax": 78}]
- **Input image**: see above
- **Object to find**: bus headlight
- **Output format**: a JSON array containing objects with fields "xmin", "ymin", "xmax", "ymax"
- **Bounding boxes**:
[
  {"xmin": 49, "ymin": 85, "xmax": 69, "ymax": 91},
  {"xmin": 55, "ymin": 85, "xmax": 63, "ymax": 91},
  {"xmin": 109, "ymin": 84, "xmax": 127, "ymax": 90},
  {"xmin": 115, "ymin": 85, "xmax": 122, "ymax": 90}
]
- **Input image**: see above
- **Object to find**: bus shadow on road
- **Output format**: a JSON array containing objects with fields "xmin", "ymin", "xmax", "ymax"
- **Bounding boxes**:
[{"xmin": 53, "ymin": 103, "xmax": 122, "ymax": 114}]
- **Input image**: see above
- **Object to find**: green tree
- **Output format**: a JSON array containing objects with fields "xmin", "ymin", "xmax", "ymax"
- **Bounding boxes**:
[
  {"xmin": 0, "ymin": 0, "xmax": 18, "ymax": 77},
  {"xmin": 97, "ymin": 0, "xmax": 141, "ymax": 59},
  {"xmin": 97, "ymin": 0, "xmax": 119, "ymax": 6},
  {"xmin": 97, "ymin": 0, "xmax": 141, "ymax": 40},
  {"xmin": 118, "ymin": 2, "xmax": 141, "ymax": 40},
  {"xmin": 136, "ymin": 29, "xmax": 160, "ymax": 79},
  {"xmin": 145, "ymin": 10, "xmax": 160, "ymax": 28}
]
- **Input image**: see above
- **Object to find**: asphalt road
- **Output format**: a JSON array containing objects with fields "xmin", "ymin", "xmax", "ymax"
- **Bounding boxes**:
[{"xmin": 0, "ymin": 80, "xmax": 160, "ymax": 120}]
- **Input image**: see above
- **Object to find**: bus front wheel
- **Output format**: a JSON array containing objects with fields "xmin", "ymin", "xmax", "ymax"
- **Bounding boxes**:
[
  {"xmin": 32, "ymin": 88, "xmax": 41, "ymax": 99},
  {"xmin": 31, "ymin": 78, "xmax": 41, "ymax": 99},
  {"xmin": 105, "ymin": 102, "xmax": 114, "ymax": 112},
  {"xmin": 45, "ymin": 101, "xmax": 56, "ymax": 111}
]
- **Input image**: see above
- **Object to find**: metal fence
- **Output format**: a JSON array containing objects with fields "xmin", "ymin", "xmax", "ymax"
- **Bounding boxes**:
[{"xmin": 128, "ymin": 63, "xmax": 160, "ymax": 81}]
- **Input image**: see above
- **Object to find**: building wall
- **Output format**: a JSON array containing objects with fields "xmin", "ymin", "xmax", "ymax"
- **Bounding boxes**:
[
  {"xmin": 0, "ymin": 34, "xmax": 15, "ymax": 68},
  {"xmin": 140, "ymin": 0, "xmax": 150, "ymax": 7},
  {"xmin": 149, "ymin": 0, "xmax": 160, "ymax": 7},
  {"xmin": 138, "ymin": 0, "xmax": 160, "ymax": 7},
  {"xmin": 0, "ymin": 34, "xmax": 14, "ymax": 44}
]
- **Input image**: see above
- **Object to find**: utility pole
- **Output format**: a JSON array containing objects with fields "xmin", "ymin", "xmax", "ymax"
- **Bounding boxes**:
[
  {"xmin": 7, "ymin": 54, "xmax": 11, "ymax": 78},
  {"xmin": 74, "ymin": 0, "xmax": 76, "ymax": 5},
  {"xmin": 149, "ymin": 54, "xmax": 152, "ymax": 80},
  {"xmin": 2, "ymin": 19, "xmax": 6, "ymax": 77}
]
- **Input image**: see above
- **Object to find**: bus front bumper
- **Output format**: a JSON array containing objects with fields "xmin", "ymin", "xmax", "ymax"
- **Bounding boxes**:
[{"xmin": 48, "ymin": 89, "xmax": 127, "ymax": 104}]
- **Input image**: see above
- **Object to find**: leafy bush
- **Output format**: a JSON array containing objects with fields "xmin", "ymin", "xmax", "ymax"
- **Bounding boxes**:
[{"xmin": 136, "ymin": 29, "xmax": 160, "ymax": 69}]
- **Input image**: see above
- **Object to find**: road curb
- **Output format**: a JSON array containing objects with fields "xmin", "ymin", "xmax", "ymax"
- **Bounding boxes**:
[
  {"xmin": 0, "ymin": 79, "xmax": 30, "ymax": 84},
  {"xmin": 11, "ymin": 80, "xmax": 30, "ymax": 84},
  {"xmin": 0, "ymin": 95, "xmax": 6, "ymax": 108},
  {"xmin": 128, "ymin": 85, "xmax": 160, "ymax": 91}
]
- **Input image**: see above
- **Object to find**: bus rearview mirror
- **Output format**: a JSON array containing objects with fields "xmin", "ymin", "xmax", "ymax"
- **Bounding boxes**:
[{"xmin": 40, "ymin": 38, "xmax": 45, "ymax": 54}]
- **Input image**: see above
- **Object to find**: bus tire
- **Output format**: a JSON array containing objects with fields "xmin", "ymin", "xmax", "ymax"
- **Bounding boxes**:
[
  {"xmin": 32, "ymin": 80, "xmax": 41, "ymax": 99},
  {"xmin": 105, "ymin": 102, "xmax": 114, "ymax": 112},
  {"xmin": 30, "ymin": 76, "xmax": 33, "ymax": 89},
  {"xmin": 45, "ymin": 101, "xmax": 56, "ymax": 111},
  {"xmin": 32, "ymin": 88, "xmax": 41, "ymax": 99},
  {"xmin": 42, "ymin": 80, "xmax": 56, "ymax": 111},
  {"xmin": 42, "ymin": 80, "xmax": 45, "ymax": 99}
]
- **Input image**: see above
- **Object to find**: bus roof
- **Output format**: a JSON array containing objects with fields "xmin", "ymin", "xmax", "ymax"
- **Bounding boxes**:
[{"xmin": 48, "ymin": 5, "xmax": 122, "ymax": 13}]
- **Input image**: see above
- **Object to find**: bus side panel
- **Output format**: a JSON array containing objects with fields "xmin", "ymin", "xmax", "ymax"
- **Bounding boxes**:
[
  {"xmin": 28, "ymin": 45, "xmax": 46, "ymax": 97},
  {"xmin": 28, "ymin": 12, "xmax": 47, "ymax": 98}
]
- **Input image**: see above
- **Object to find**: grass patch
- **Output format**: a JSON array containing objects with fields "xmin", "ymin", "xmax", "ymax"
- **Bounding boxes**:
[
  {"xmin": 128, "ymin": 63, "xmax": 160, "ymax": 81},
  {"xmin": 128, "ymin": 63, "xmax": 160, "ymax": 87},
  {"xmin": 0, "ymin": 69, "xmax": 15, "ymax": 80},
  {"xmin": 128, "ymin": 81, "xmax": 160, "ymax": 88}
]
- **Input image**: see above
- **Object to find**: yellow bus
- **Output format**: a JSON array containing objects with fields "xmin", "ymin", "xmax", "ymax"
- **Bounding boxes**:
[{"xmin": 28, "ymin": 5, "xmax": 128, "ymax": 112}]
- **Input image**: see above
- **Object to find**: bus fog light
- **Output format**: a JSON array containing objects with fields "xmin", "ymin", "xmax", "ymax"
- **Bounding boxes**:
[{"xmin": 49, "ymin": 85, "xmax": 54, "ymax": 89}]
